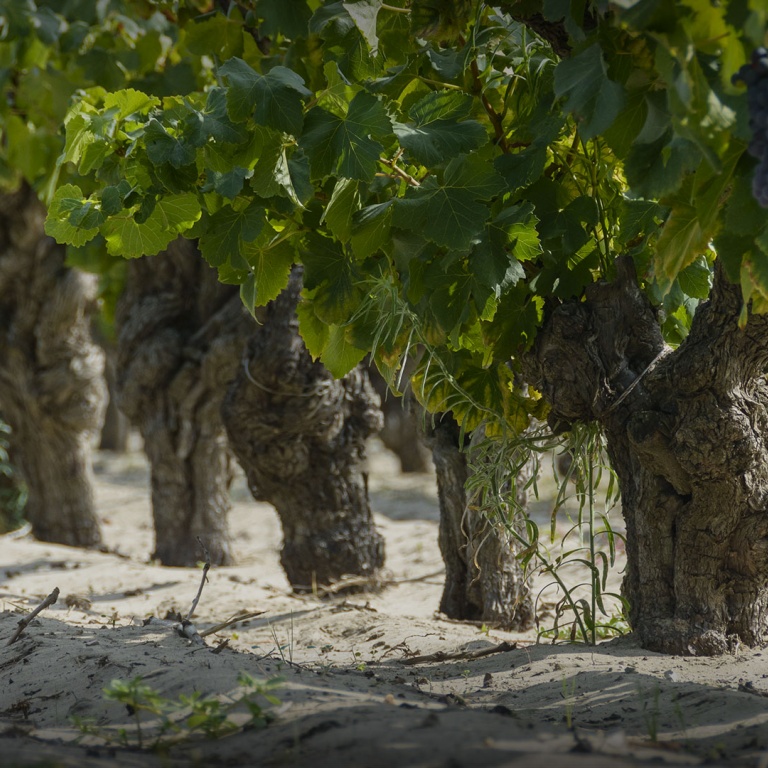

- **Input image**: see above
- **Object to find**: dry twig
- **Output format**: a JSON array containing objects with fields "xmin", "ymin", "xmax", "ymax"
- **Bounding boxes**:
[
  {"xmin": 199, "ymin": 610, "xmax": 266, "ymax": 638},
  {"xmin": 5, "ymin": 588, "xmax": 59, "ymax": 646},
  {"xmin": 402, "ymin": 640, "xmax": 517, "ymax": 666},
  {"xmin": 294, "ymin": 569, "xmax": 445, "ymax": 598},
  {"xmin": 186, "ymin": 537, "xmax": 211, "ymax": 622}
]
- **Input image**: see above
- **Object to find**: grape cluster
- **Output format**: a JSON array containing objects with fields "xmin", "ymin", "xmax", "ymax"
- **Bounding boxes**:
[{"xmin": 733, "ymin": 48, "xmax": 768, "ymax": 207}]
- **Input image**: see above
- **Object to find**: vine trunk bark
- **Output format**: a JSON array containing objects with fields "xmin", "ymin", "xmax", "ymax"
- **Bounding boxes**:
[
  {"xmin": 0, "ymin": 184, "xmax": 106, "ymax": 547},
  {"xmin": 98, "ymin": 337, "xmax": 130, "ymax": 452},
  {"xmin": 524, "ymin": 256, "xmax": 768, "ymax": 655},
  {"xmin": 368, "ymin": 364, "xmax": 431, "ymax": 473},
  {"xmin": 222, "ymin": 267, "xmax": 385, "ymax": 590},
  {"xmin": 426, "ymin": 415, "xmax": 534, "ymax": 630},
  {"xmin": 115, "ymin": 238, "xmax": 253, "ymax": 566}
]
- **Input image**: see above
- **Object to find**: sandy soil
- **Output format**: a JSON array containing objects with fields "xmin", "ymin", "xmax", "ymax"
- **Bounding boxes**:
[{"xmin": 1, "ymin": 440, "xmax": 767, "ymax": 768}]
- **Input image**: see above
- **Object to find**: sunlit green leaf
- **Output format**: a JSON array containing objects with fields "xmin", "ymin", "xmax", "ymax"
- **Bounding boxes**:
[
  {"xmin": 102, "ymin": 194, "xmax": 202, "ymax": 258},
  {"xmin": 45, "ymin": 184, "xmax": 100, "ymax": 247},
  {"xmin": 343, "ymin": 0, "xmax": 382, "ymax": 54}
]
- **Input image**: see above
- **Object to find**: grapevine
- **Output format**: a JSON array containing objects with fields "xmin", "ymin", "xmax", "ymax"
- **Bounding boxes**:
[{"xmin": 733, "ymin": 48, "xmax": 768, "ymax": 207}]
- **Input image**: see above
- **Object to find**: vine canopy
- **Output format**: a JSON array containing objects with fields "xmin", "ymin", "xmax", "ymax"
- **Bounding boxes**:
[{"xmin": 3, "ymin": 0, "xmax": 763, "ymax": 433}]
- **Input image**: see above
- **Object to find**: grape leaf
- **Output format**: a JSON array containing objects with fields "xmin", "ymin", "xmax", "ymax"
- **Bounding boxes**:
[
  {"xmin": 240, "ymin": 273, "xmax": 259, "ymax": 319},
  {"xmin": 554, "ymin": 43, "xmax": 624, "ymax": 138},
  {"xmin": 321, "ymin": 178, "xmax": 361, "ymax": 242},
  {"xmin": 298, "ymin": 302, "xmax": 368, "ymax": 378},
  {"xmin": 350, "ymin": 200, "xmax": 393, "ymax": 259},
  {"xmin": 409, "ymin": 90, "xmax": 473, "ymax": 123},
  {"xmin": 220, "ymin": 58, "xmax": 311, "ymax": 135},
  {"xmin": 654, "ymin": 203, "xmax": 709, "ymax": 284},
  {"xmin": 253, "ymin": 67, "xmax": 312, "ymax": 135},
  {"xmin": 625, "ymin": 134, "xmax": 701, "ymax": 199},
  {"xmin": 205, "ymin": 167, "xmax": 250, "ymax": 199},
  {"xmin": 102, "ymin": 194, "xmax": 202, "ymax": 258},
  {"xmin": 393, "ymin": 155, "xmax": 506, "ymax": 251},
  {"xmin": 144, "ymin": 118, "xmax": 196, "ymax": 168},
  {"xmin": 256, "ymin": 0, "xmax": 312, "ymax": 39},
  {"xmin": 677, "ymin": 257, "xmax": 712, "ymax": 299},
  {"xmin": 470, "ymin": 204, "xmax": 537, "ymax": 298},
  {"xmin": 185, "ymin": 13, "xmax": 244, "ymax": 59},
  {"xmin": 300, "ymin": 91, "xmax": 392, "ymax": 181},
  {"xmin": 343, "ymin": 0, "xmax": 382, "ymax": 54},
  {"xmin": 241, "ymin": 232, "xmax": 295, "ymax": 307},
  {"xmin": 44, "ymin": 184, "xmax": 101, "ymax": 247},
  {"xmin": 302, "ymin": 234, "xmax": 361, "ymax": 323},
  {"xmin": 199, "ymin": 201, "xmax": 266, "ymax": 268},
  {"xmin": 192, "ymin": 88, "xmax": 249, "ymax": 145},
  {"xmin": 393, "ymin": 90, "xmax": 486, "ymax": 165},
  {"xmin": 323, "ymin": 324, "xmax": 368, "ymax": 377},
  {"xmin": 296, "ymin": 301, "xmax": 329, "ymax": 361}
]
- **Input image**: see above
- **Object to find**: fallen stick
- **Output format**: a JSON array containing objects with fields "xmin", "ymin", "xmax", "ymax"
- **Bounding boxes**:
[
  {"xmin": 402, "ymin": 640, "xmax": 517, "ymax": 666},
  {"xmin": 293, "ymin": 569, "xmax": 446, "ymax": 598},
  {"xmin": 199, "ymin": 610, "xmax": 266, "ymax": 638},
  {"xmin": 5, "ymin": 587, "xmax": 59, "ymax": 646}
]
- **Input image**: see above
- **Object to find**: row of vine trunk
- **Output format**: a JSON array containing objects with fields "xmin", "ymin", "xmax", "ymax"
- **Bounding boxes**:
[{"xmin": 0, "ymin": 184, "xmax": 533, "ymax": 632}]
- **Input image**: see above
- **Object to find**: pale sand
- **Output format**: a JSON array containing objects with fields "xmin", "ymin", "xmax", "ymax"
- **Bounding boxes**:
[{"xmin": 0, "ymin": 440, "xmax": 766, "ymax": 767}]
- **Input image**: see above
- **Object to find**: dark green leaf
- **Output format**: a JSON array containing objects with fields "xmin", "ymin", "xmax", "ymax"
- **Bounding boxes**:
[
  {"xmin": 394, "ymin": 92, "xmax": 486, "ymax": 165},
  {"xmin": 199, "ymin": 201, "xmax": 266, "ymax": 268},
  {"xmin": 256, "ymin": 0, "xmax": 312, "ymax": 38},
  {"xmin": 145, "ymin": 118, "xmax": 196, "ymax": 169},
  {"xmin": 195, "ymin": 88, "xmax": 249, "ymax": 145},
  {"xmin": 256, "ymin": 67, "xmax": 312, "ymax": 135},
  {"xmin": 185, "ymin": 13, "xmax": 244, "ymax": 58},
  {"xmin": 322, "ymin": 178, "xmax": 361, "ymax": 242},
  {"xmin": 100, "ymin": 186, "xmax": 124, "ymax": 216},
  {"xmin": 677, "ymin": 257, "xmax": 712, "ymax": 300},
  {"xmin": 351, "ymin": 201, "xmax": 393, "ymax": 259},
  {"xmin": 206, "ymin": 167, "xmax": 250, "ymax": 199},
  {"xmin": 554, "ymin": 43, "xmax": 624, "ymax": 138},
  {"xmin": 393, "ymin": 155, "xmax": 506, "ymax": 251},
  {"xmin": 300, "ymin": 92, "xmax": 392, "ymax": 181},
  {"xmin": 219, "ymin": 58, "xmax": 259, "ymax": 123},
  {"xmin": 618, "ymin": 199, "xmax": 665, "ymax": 246},
  {"xmin": 241, "ymin": 229, "xmax": 295, "ymax": 306},
  {"xmin": 302, "ymin": 233, "xmax": 361, "ymax": 323},
  {"xmin": 495, "ymin": 145, "xmax": 548, "ymax": 193},
  {"xmin": 625, "ymin": 134, "xmax": 701, "ymax": 199}
]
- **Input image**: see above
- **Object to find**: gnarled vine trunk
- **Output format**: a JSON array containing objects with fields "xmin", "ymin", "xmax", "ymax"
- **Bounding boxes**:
[
  {"xmin": 426, "ymin": 415, "xmax": 534, "ymax": 630},
  {"xmin": 0, "ymin": 184, "xmax": 105, "ymax": 547},
  {"xmin": 98, "ymin": 337, "xmax": 130, "ymax": 452},
  {"xmin": 524, "ymin": 256, "xmax": 768, "ymax": 655},
  {"xmin": 222, "ymin": 267, "xmax": 385, "ymax": 590},
  {"xmin": 115, "ymin": 238, "xmax": 253, "ymax": 566},
  {"xmin": 369, "ymin": 364, "xmax": 431, "ymax": 473}
]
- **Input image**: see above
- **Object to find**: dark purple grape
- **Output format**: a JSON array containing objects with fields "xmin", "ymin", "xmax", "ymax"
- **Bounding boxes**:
[{"xmin": 734, "ymin": 49, "xmax": 768, "ymax": 207}]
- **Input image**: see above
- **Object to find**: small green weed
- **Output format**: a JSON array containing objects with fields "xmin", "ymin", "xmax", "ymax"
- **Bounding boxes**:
[
  {"xmin": 637, "ymin": 682, "xmax": 661, "ymax": 742},
  {"xmin": 561, "ymin": 675, "xmax": 577, "ymax": 729},
  {"xmin": 466, "ymin": 422, "xmax": 628, "ymax": 646},
  {"xmin": 73, "ymin": 672, "xmax": 283, "ymax": 751}
]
